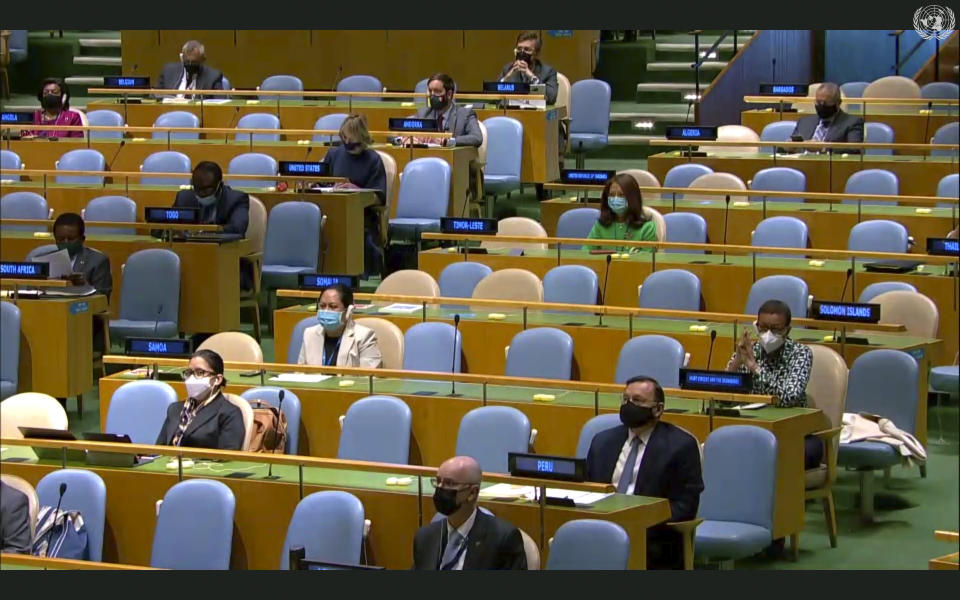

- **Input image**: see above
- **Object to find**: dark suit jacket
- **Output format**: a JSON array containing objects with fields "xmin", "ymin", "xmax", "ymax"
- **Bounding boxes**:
[
  {"xmin": 586, "ymin": 421, "xmax": 703, "ymax": 522},
  {"xmin": 157, "ymin": 62, "xmax": 224, "ymax": 93},
  {"xmin": 156, "ymin": 392, "xmax": 245, "ymax": 450},
  {"xmin": 412, "ymin": 510, "xmax": 527, "ymax": 570},
  {"xmin": 75, "ymin": 246, "xmax": 112, "ymax": 301},
  {"xmin": 415, "ymin": 102, "xmax": 483, "ymax": 147},
  {"xmin": 172, "ymin": 184, "xmax": 250, "ymax": 236},
  {"xmin": 791, "ymin": 110, "xmax": 864, "ymax": 150},
  {"xmin": 498, "ymin": 60, "xmax": 558, "ymax": 105},
  {"xmin": 1, "ymin": 481, "xmax": 32, "ymax": 554}
]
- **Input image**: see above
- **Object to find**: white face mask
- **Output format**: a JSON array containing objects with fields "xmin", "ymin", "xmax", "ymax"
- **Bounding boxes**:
[
  {"xmin": 758, "ymin": 330, "xmax": 785, "ymax": 354},
  {"xmin": 184, "ymin": 375, "xmax": 214, "ymax": 401}
]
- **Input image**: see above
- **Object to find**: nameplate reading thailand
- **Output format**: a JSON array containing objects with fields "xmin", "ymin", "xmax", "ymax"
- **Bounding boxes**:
[
  {"xmin": 483, "ymin": 81, "xmax": 531, "ymax": 94},
  {"xmin": 810, "ymin": 300, "xmax": 881, "ymax": 323},
  {"xmin": 1, "ymin": 111, "xmax": 34, "ymax": 124},
  {"xmin": 298, "ymin": 273, "xmax": 358, "ymax": 291},
  {"xmin": 679, "ymin": 369, "xmax": 753, "ymax": 393},
  {"xmin": 440, "ymin": 218, "xmax": 498, "ymax": 235},
  {"xmin": 560, "ymin": 169, "xmax": 615, "ymax": 184},
  {"xmin": 758, "ymin": 83, "xmax": 809, "ymax": 96},
  {"xmin": 103, "ymin": 76, "xmax": 150, "ymax": 89},
  {"xmin": 0, "ymin": 261, "xmax": 49, "ymax": 279},
  {"xmin": 125, "ymin": 337, "xmax": 193, "ymax": 357},
  {"xmin": 926, "ymin": 238, "xmax": 959, "ymax": 257},
  {"xmin": 508, "ymin": 452, "xmax": 586, "ymax": 482},
  {"xmin": 665, "ymin": 126, "xmax": 719, "ymax": 141},
  {"xmin": 279, "ymin": 161, "xmax": 328, "ymax": 177},
  {"xmin": 144, "ymin": 207, "xmax": 201, "ymax": 224},
  {"xmin": 388, "ymin": 118, "xmax": 438, "ymax": 132}
]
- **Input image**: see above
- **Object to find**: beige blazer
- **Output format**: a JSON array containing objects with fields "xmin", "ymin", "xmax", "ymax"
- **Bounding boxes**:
[{"xmin": 297, "ymin": 320, "xmax": 382, "ymax": 368}]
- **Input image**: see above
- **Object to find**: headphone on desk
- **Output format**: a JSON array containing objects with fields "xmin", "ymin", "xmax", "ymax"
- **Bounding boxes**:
[{"xmin": 37, "ymin": 77, "xmax": 71, "ymax": 110}]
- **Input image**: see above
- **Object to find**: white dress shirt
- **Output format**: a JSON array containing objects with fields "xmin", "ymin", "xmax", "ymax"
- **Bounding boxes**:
[
  {"xmin": 442, "ymin": 507, "xmax": 477, "ymax": 570},
  {"xmin": 176, "ymin": 69, "xmax": 197, "ymax": 99},
  {"xmin": 610, "ymin": 425, "xmax": 655, "ymax": 495}
]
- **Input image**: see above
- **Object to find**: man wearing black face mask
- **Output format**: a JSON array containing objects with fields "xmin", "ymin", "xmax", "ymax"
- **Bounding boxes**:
[
  {"xmin": 171, "ymin": 161, "xmax": 249, "ymax": 236},
  {"xmin": 585, "ymin": 375, "xmax": 704, "ymax": 569},
  {"xmin": 498, "ymin": 31, "xmax": 558, "ymax": 106},
  {"xmin": 412, "ymin": 456, "xmax": 526, "ymax": 570},
  {"xmin": 791, "ymin": 82, "xmax": 863, "ymax": 152},
  {"xmin": 413, "ymin": 73, "xmax": 482, "ymax": 147},
  {"xmin": 157, "ymin": 40, "xmax": 225, "ymax": 99}
]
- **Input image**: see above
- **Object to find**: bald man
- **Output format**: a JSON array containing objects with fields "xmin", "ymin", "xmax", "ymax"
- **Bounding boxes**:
[
  {"xmin": 791, "ymin": 82, "xmax": 864, "ymax": 151},
  {"xmin": 413, "ymin": 456, "xmax": 527, "ymax": 570},
  {"xmin": 157, "ymin": 40, "xmax": 225, "ymax": 98}
]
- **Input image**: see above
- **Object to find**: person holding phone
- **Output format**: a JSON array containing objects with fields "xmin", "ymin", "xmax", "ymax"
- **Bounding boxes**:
[
  {"xmin": 497, "ymin": 31, "xmax": 558, "ymax": 106},
  {"xmin": 297, "ymin": 283, "xmax": 382, "ymax": 368}
]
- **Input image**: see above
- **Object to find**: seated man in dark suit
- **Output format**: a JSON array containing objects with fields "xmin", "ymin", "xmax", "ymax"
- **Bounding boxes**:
[
  {"xmin": 586, "ymin": 375, "xmax": 704, "ymax": 569},
  {"xmin": 52, "ymin": 212, "xmax": 112, "ymax": 300},
  {"xmin": 173, "ymin": 161, "xmax": 250, "ymax": 237},
  {"xmin": 791, "ymin": 82, "xmax": 864, "ymax": 152},
  {"xmin": 1, "ymin": 481, "xmax": 32, "ymax": 554},
  {"xmin": 413, "ymin": 73, "xmax": 482, "ymax": 147},
  {"xmin": 413, "ymin": 456, "xmax": 527, "ymax": 570},
  {"xmin": 498, "ymin": 30, "xmax": 558, "ymax": 106},
  {"xmin": 157, "ymin": 40, "xmax": 225, "ymax": 98}
]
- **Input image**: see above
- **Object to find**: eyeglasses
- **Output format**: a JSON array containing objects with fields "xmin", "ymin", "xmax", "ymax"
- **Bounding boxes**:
[
  {"xmin": 755, "ymin": 322, "xmax": 788, "ymax": 335},
  {"xmin": 621, "ymin": 395, "xmax": 658, "ymax": 407},
  {"xmin": 181, "ymin": 368, "xmax": 217, "ymax": 380},
  {"xmin": 431, "ymin": 477, "xmax": 479, "ymax": 490}
]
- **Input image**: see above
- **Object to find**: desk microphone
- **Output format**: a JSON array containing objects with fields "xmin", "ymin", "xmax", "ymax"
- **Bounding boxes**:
[
  {"xmin": 598, "ymin": 254, "xmax": 612, "ymax": 327},
  {"xmin": 922, "ymin": 101, "xmax": 933, "ymax": 156},
  {"xmin": 450, "ymin": 315, "xmax": 462, "ymax": 397},
  {"xmin": 720, "ymin": 195, "xmax": 732, "ymax": 264},
  {"xmin": 150, "ymin": 303, "xmax": 164, "ymax": 379},
  {"xmin": 771, "ymin": 58, "xmax": 777, "ymax": 82},
  {"xmin": 831, "ymin": 268, "xmax": 854, "ymax": 342},
  {"xmin": 104, "ymin": 140, "xmax": 125, "ymax": 184},
  {"xmin": 331, "ymin": 65, "xmax": 343, "ymax": 93},
  {"xmin": 42, "ymin": 483, "xmax": 67, "ymax": 557},
  {"xmin": 264, "ymin": 390, "xmax": 285, "ymax": 479},
  {"xmin": 706, "ymin": 329, "xmax": 717, "ymax": 369},
  {"xmin": 226, "ymin": 107, "xmax": 242, "ymax": 130}
]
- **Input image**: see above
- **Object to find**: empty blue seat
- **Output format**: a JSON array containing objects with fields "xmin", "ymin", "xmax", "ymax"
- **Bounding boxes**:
[
  {"xmin": 662, "ymin": 164, "xmax": 713, "ymax": 199},
  {"xmin": 921, "ymin": 81, "xmax": 960, "ymax": 101},
  {"xmin": 259, "ymin": 75, "xmax": 304, "ymax": 101},
  {"xmin": 86, "ymin": 109, "xmax": 124, "ymax": 140},
  {"xmin": 569, "ymin": 79, "xmax": 611, "ymax": 157},
  {"xmin": 847, "ymin": 219, "xmax": 909, "ymax": 253},
  {"xmin": 615, "ymin": 334, "xmax": 687, "ymax": 386},
  {"xmin": 639, "ymin": 269, "xmax": 701, "ymax": 312},
  {"xmin": 287, "ymin": 315, "xmax": 317, "ymax": 364},
  {"xmin": 1, "ymin": 150, "xmax": 23, "ymax": 181},
  {"xmin": 936, "ymin": 173, "xmax": 958, "ymax": 208},
  {"xmin": 37, "ymin": 469, "xmax": 107, "ymax": 561},
  {"xmin": 235, "ymin": 113, "xmax": 281, "ymax": 142},
  {"xmin": 240, "ymin": 387, "xmax": 302, "ymax": 454},
  {"xmin": 575, "ymin": 413, "xmax": 623, "ymax": 458},
  {"xmin": 750, "ymin": 167, "xmax": 806, "ymax": 204},
  {"xmin": 931, "ymin": 122, "xmax": 959, "ymax": 156},
  {"xmin": 56, "ymin": 149, "xmax": 106, "ymax": 184},
  {"xmin": 858, "ymin": 281, "xmax": 917, "ymax": 303},
  {"xmin": 414, "ymin": 78, "xmax": 429, "ymax": 95},
  {"xmin": 280, "ymin": 491, "xmax": 365, "ymax": 569},
  {"xmin": 438, "ymin": 262, "xmax": 492, "ymax": 299},
  {"xmin": 338, "ymin": 395, "xmax": 412, "ymax": 464},
  {"xmin": 843, "ymin": 169, "xmax": 898, "ymax": 205},
  {"xmin": 557, "ymin": 207, "xmax": 600, "ymax": 249},
  {"xmin": 759, "ymin": 121, "xmax": 796, "ymax": 153},
  {"xmin": 745, "ymin": 275, "xmax": 809, "ymax": 318},
  {"xmin": 663, "ymin": 212, "xmax": 707, "ymax": 254},
  {"xmin": 505, "ymin": 327, "xmax": 574, "ymax": 380},
  {"xmin": 543, "ymin": 265, "xmax": 598, "ymax": 306},
  {"xmin": 261, "ymin": 202, "xmax": 322, "ymax": 292},
  {"xmin": 1, "ymin": 301, "xmax": 21, "ymax": 400},
  {"xmin": 546, "ymin": 519, "xmax": 630, "ymax": 570},
  {"xmin": 109, "ymin": 248, "xmax": 181, "ymax": 340},
  {"xmin": 150, "ymin": 479, "xmax": 235, "ymax": 570},
  {"xmin": 140, "ymin": 151, "xmax": 192, "ymax": 187},
  {"xmin": 312, "ymin": 113, "xmax": 349, "ymax": 144},
  {"xmin": 388, "ymin": 157, "xmax": 451, "ymax": 242},
  {"xmin": 228, "ymin": 152, "xmax": 278, "ymax": 189},
  {"xmin": 336, "ymin": 75, "xmax": 383, "ymax": 101},
  {"xmin": 456, "ymin": 406, "xmax": 531, "ymax": 473},
  {"xmin": 483, "ymin": 116, "xmax": 524, "ymax": 195},
  {"xmin": 152, "ymin": 111, "xmax": 200, "ymax": 140},
  {"xmin": 84, "ymin": 195, "xmax": 137, "ymax": 235},
  {"xmin": 1, "ymin": 192, "xmax": 49, "ymax": 232},
  {"xmin": 403, "ymin": 322, "xmax": 462, "ymax": 373},
  {"xmin": 105, "ymin": 380, "xmax": 178, "ymax": 444},
  {"xmin": 751, "ymin": 216, "xmax": 808, "ymax": 258},
  {"xmin": 864, "ymin": 122, "xmax": 895, "ymax": 156},
  {"xmin": 840, "ymin": 81, "xmax": 869, "ymax": 98}
]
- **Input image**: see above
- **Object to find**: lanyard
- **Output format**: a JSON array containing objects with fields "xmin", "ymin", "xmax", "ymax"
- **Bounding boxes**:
[{"xmin": 322, "ymin": 335, "xmax": 343, "ymax": 367}]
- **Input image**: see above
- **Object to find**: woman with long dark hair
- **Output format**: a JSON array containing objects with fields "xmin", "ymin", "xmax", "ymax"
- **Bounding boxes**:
[{"xmin": 583, "ymin": 173, "xmax": 657, "ymax": 252}]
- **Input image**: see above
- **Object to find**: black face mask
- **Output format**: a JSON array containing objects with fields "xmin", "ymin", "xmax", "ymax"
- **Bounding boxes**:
[
  {"xmin": 515, "ymin": 49, "xmax": 533, "ymax": 65},
  {"xmin": 343, "ymin": 141, "xmax": 362, "ymax": 154},
  {"xmin": 41, "ymin": 94, "xmax": 62, "ymax": 111},
  {"xmin": 183, "ymin": 62, "xmax": 202, "ymax": 76},
  {"xmin": 433, "ymin": 487, "xmax": 461, "ymax": 516},
  {"xmin": 815, "ymin": 103, "xmax": 837, "ymax": 120},
  {"xmin": 429, "ymin": 95, "xmax": 446, "ymax": 110},
  {"xmin": 620, "ymin": 402, "xmax": 656, "ymax": 429}
]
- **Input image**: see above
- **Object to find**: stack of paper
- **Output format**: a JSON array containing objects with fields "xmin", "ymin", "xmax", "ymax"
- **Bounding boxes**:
[
  {"xmin": 269, "ymin": 373, "xmax": 332, "ymax": 383},
  {"xmin": 30, "ymin": 248, "xmax": 72, "ymax": 278},
  {"xmin": 380, "ymin": 303, "xmax": 422, "ymax": 314},
  {"xmin": 479, "ymin": 483, "xmax": 612, "ymax": 506}
]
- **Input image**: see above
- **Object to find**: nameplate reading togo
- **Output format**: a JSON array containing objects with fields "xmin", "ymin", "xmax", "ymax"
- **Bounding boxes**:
[{"xmin": 144, "ymin": 207, "xmax": 201, "ymax": 224}]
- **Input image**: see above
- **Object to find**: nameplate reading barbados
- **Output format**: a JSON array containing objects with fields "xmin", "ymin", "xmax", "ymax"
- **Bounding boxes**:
[
  {"xmin": 0, "ymin": 261, "xmax": 50, "ymax": 280},
  {"xmin": 298, "ymin": 273, "xmax": 358, "ymax": 291},
  {"xmin": 125, "ymin": 337, "xmax": 193, "ymax": 358},
  {"xmin": 758, "ymin": 83, "xmax": 809, "ymax": 96},
  {"xmin": 440, "ymin": 217, "xmax": 498, "ymax": 235},
  {"xmin": 679, "ymin": 368, "xmax": 753, "ymax": 394},
  {"xmin": 560, "ymin": 169, "xmax": 615, "ymax": 184},
  {"xmin": 388, "ymin": 118, "xmax": 438, "ymax": 132},
  {"xmin": 810, "ymin": 300, "xmax": 880, "ymax": 323}
]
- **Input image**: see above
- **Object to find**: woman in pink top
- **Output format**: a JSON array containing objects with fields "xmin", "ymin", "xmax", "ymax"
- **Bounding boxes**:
[{"xmin": 25, "ymin": 78, "xmax": 83, "ymax": 138}]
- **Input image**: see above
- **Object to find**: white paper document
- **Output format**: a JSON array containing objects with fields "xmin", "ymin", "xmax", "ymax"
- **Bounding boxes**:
[
  {"xmin": 479, "ymin": 483, "xmax": 612, "ymax": 505},
  {"xmin": 737, "ymin": 402, "xmax": 767, "ymax": 410},
  {"xmin": 269, "ymin": 373, "xmax": 332, "ymax": 383},
  {"xmin": 202, "ymin": 98, "xmax": 231, "ymax": 104},
  {"xmin": 379, "ymin": 303, "xmax": 423, "ymax": 314},
  {"xmin": 30, "ymin": 248, "xmax": 73, "ymax": 278}
]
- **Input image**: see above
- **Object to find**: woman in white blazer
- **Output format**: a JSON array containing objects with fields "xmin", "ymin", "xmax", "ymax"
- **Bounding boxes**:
[{"xmin": 297, "ymin": 284, "xmax": 382, "ymax": 368}]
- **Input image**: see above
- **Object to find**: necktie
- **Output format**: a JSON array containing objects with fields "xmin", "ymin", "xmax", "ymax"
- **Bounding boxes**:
[
  {"xmin": 437, "ymin": 112, "xmax": 445, "ymax": 132},
  {"xmin": 616, "ymin": 437, "xmax": 642, "ymax": 494},
  {"xmin": 440, "ymin": 529, "xmax": 465, "ymax": 570},
  {"xmin": 812, "ymin": 120, "xmax": 828, "ymax": 142}
]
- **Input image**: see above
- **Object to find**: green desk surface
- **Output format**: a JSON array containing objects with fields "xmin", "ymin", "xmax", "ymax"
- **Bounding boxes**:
[
  {"xmin": 0, "ymin": 445, "xmax": 657, "ymax": 514},
  {"xmin": 91, "ymin": 99, "xmax": 550, "ymax": 112},
  {"xmin": 0, "ymin": 230, "xmax": 246, "ymax": 246},
  {"xmin": 650, "ymin": 150, "xmax": 959, "ymax": 163},
  {"xmin": 279, "ymin": 302, "xmax": 935, "ymax": 351}
]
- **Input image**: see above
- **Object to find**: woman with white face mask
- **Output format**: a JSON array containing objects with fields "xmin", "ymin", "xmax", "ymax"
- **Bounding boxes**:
[
  {"xmin": 297, "ymin": 283, "xmax": 382, "ymax": 368},
  {"xmin": 583, "ymin": 173, "xmax": 658, "ymax": 253},
  {"xmin": 155, "ymin": 349, "xmax": 245, "ymax": 450}
]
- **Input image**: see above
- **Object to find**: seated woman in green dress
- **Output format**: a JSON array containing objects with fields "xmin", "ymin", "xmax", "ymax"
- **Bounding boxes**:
[{"xmin": 583, "ymin": 173, "xmax": 658, "ymax": 252}]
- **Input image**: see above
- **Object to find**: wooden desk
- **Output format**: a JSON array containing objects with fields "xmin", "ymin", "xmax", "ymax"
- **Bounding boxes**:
[
  {"xmin": 0, "ymin": 554, "xmax": 161, "ymax": 570},
  {"xmin": 647, "ymin": 151, "xmax": 958, "ymax": 197},
  {"xmin": 539, "ymin": 197, "xmax": 958, "ymax": 251},
  {"xmin": 0, "ymin": 442, "xmax": 667, "ymax": 570},
  {"xmin": 3, "ymin": 139, "xmax": 474, "ymax": 221},
  {"xmin": 83, "ymin": 100, "xmax": 562, "ymax": 183},
  {"xmin": 741, "ymin": 109, "xmax": 960, "ymax": 149},
  {"xmin": 1, "ymin": 233, "xmax": 249, "ymax": 333},
  {"xmin": 0, "ymin": 294, "xmax": 107, "ymax": 398},
  {"xmin": 96, "ymin": 366, "xmax": 821, "ymax": 544}
]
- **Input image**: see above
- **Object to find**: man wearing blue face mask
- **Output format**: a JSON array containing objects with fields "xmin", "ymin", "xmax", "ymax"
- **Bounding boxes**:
[
  {"xmin": 172, "ymin": 161, "xmax": 250, "ymax": 236},
  {"xmin": 412, "ymin": 73, "xmax": 482, "ymax": 148},
  {"xmin": 297, "ymin": 284, "xmax": 382, "ymax": 368}
]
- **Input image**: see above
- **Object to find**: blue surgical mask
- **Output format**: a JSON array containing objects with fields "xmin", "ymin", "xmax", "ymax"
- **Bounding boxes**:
[
  {"xmin": 608, "ymin": 195, "xmax": 628, "ymax": 216},
  {"xmin": 316, "ymin": 309, "xmax": 343, "ymax": 331},
  {"xmin": 195, "ymin": 183, "xmax": 220, "ymax": 207}
]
